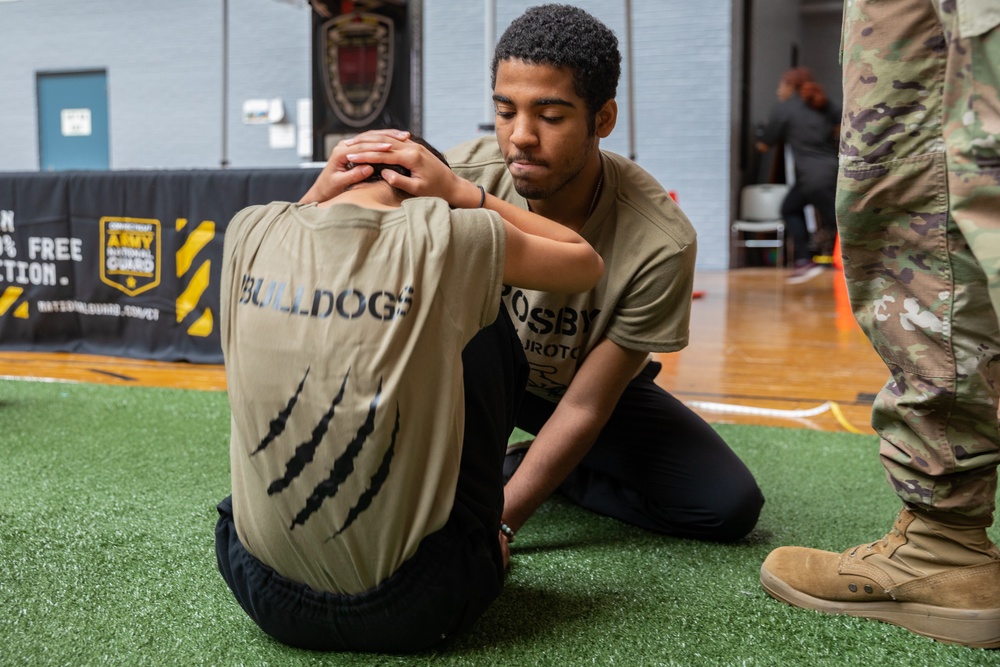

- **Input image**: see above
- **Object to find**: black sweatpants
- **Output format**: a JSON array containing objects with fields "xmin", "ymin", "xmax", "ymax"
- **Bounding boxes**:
[
  {"xmin": 215, "ymin": 305, "xmax": 528, "ymax": 653},
  {"xmin": 512, "ymin": 361, "xmax": 764, "ymax": 542},
  {"xmin": 781, "ymin": 181, "xmax": 837, "ymax": 263}
]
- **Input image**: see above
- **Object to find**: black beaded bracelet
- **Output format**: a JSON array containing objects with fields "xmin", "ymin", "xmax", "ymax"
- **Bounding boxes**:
[
  {"xmin": 476, "ymin": 184, "xmax": 486, "ymax": 208},
  {"xmin": 499, "ymin": 521, "xmax": 516, "ymax": 543}
]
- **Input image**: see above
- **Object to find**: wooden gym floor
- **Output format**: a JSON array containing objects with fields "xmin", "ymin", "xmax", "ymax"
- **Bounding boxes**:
[{"xmin": 0, "ymin": 267, "xmax": 887, "ymax": 435}]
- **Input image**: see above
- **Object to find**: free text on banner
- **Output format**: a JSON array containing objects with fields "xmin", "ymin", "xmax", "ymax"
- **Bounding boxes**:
[{"xmin": 0, "ymin": 169, "xmax": 321, "ymax": 364}]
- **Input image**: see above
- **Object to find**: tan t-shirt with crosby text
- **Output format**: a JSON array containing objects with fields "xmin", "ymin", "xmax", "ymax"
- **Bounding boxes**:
[{"xmin": 446, "ymin": 137, "xmax": 696, "ymax": 401}]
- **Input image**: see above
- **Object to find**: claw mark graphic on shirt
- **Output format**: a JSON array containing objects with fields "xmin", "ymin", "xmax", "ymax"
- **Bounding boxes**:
[
  {"xmin": 327, "ymin": 405, "xmax": 399, "ymax": 541},
  {"xmin": 252, "ymin": 370, "xmax": 396, "ymax": 537},
  {"xmin": 267, "ymin": 370, "xmax": 349, "ymax": 495},
  {"xmin": 252, "ymin": 367, "xmax": 311, "ymax": 456},
  {"xmin": 290, "ymin": 379, "xmax": 383, "ymax": 530}
]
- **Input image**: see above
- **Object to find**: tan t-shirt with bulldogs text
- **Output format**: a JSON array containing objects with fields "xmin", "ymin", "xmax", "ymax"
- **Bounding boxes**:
[{"xmin": 221, "ymin": 197, "xmax": 505, "ymax": 595}]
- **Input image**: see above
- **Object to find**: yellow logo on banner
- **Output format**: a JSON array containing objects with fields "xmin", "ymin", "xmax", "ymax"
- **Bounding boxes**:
[
  {"xmin": 0, "ymin": 287, "xmax": 28, "ymax": 319},
  {"xmin": 99, "ymin": 217, "xmax": 161, "ymax": 296},
  {"xmin": 175, "ymin": 217, "xmax": 215, "ymax": 337}
]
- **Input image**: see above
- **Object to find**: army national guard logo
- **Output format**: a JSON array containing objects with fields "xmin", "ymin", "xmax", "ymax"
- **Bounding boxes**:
[
  {"xmin": 322, "ymin": 12, "xmax": 394, "ymax": 128},
  {"xmin": 99, "ymin": 217, "xmax": 161, "ymax": 296}
]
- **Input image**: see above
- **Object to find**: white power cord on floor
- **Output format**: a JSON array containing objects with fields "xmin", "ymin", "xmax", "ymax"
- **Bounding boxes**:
[{"xmin": 688, "ymin": 400, "xmax": 866, "ymax": 434}]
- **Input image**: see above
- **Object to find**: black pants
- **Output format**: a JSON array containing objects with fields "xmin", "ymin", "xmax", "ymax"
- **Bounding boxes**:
[
  {"xmin": 215, "ymin": 305, "xmax": 528, "ymax": 653},
  {"xmin": 511, "ymin": 362, "xmax": 764, "ymax": 542},
  {"xmin": 781, "ymin": 182, "xmax": 837, "ymax": 262}
]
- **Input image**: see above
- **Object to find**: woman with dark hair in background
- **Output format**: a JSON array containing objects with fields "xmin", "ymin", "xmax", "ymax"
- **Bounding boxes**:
[{"xmin": 757, "ymin": 66, "xmax": 841, "ymax": 284}]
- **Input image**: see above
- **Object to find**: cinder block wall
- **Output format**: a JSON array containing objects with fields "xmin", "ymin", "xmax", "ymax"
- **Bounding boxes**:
[
  {"xmin": 0, "ymin": 0, "xmax": 733, "ymax": 269},
  {"xmin": 0, "ymin": 0, "xmax": 310, "ymax": 171}
]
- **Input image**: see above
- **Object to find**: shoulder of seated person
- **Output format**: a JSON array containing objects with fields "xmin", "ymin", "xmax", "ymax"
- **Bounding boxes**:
[{"xmin": 444, "ymin": 136, "xmax": 503, "ymax": 167}]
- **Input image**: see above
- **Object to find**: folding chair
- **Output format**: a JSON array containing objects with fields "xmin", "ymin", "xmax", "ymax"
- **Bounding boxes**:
[{"xmin": 731, "ymin": 183, "xmax": 790, "ymax": 268}]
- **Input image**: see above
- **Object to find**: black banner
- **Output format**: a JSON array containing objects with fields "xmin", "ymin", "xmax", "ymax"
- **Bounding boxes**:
[{"xmin": 0, "ymin": 169, "xmax": 320, "ymax": 364}]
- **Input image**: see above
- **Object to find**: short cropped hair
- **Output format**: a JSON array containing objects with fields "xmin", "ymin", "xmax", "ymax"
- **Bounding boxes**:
[
  {"xmin": 491, "ymin": 4, "xmax": 621, "ymax": 126},
  {"xmin": 347, "ymin": 135, "xmax": 449, "ymax": 200}
]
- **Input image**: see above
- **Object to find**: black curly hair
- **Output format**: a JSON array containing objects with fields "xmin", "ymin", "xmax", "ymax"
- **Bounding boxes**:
[{"xmin": 491, "ymin": 4, "xmax": 621, "ymax": 132}]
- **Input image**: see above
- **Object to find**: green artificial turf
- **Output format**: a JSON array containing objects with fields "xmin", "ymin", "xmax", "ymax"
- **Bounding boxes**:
[{"xmin": 2, "ymin": 378, "xmax": 998, "ymax": 666}]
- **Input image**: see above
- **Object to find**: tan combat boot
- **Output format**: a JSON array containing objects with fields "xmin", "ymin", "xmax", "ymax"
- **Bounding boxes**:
[{"xmin": 760, "ymin": 508, "xmax": 1000, "ymax": 648}]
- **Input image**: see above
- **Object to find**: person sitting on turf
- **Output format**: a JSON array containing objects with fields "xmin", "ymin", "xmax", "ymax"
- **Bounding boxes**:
[{"xmin": 213, "ymin": 135, "xmax": 602, "ymax": 652}]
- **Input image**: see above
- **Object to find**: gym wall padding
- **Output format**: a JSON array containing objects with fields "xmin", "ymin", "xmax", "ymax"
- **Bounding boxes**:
[{"xmin": 0, "ymin": 169, "xmax": 321, "ymax": 364}]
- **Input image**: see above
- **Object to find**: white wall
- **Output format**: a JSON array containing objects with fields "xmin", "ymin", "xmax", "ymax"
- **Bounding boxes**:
[
  {"xmin": 0, "ymin": 0, "xmax": 737, "ymax": 269},
  {"xmin": 0, "ymin": 0, "xmax": 312, "ymax": 170}
]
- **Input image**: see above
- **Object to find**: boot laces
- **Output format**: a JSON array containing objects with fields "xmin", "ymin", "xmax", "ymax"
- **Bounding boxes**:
[{"xmin": 849, "ymin": 525, "xmax": 901, "ymax": 557}]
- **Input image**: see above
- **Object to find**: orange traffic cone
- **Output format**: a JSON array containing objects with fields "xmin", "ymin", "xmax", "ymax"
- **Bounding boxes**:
[{"xmin": 831, "ymin": 234, "xmax": 855, "ymax": 331}]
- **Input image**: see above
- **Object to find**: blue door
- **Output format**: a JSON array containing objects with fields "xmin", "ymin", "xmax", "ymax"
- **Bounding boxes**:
[{"xmin": 37, "ymin": 71, "xmax": 110, "ymax": 171}]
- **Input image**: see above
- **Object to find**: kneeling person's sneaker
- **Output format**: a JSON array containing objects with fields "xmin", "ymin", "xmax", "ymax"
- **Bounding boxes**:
[{"xmin": 759, "ymin": 508, "xmax": 1000, "ymax": 648}]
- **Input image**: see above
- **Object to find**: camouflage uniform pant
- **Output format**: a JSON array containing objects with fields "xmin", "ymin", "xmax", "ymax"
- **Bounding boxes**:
[{"xmin": 839, "ymin": 0, "xmax": 1000, "ymax": 520}]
